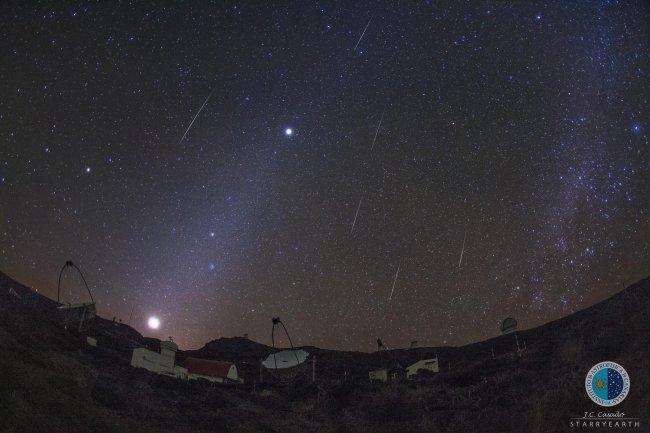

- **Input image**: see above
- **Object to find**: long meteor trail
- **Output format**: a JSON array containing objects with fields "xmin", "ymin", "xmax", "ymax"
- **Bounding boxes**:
[
  {"xmin": 350, "ymin": 196, "xmax": 363, "ymax": 234},
  {"xmin": 177, "ymin": 89, "xmax": 214, "ymax": 145},
  {"xmin": 458, "ymin": 231, "xmax": 467, "ymax": 268},
  {"xmin": 388, "ymin": 263, "xmax": 400, "ymax": 301},
  {"xmin": 370, "ymin": 105, "xmax": 386, "ymax": 151},
  {"xmin": 353, "ymin": 13, "xmax": 374, "ymax": 51}
]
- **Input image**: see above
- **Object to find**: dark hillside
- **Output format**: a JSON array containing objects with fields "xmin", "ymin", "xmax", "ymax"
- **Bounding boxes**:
[{"xmin": 0, "ymin": 270, "xmax": 648, "ymax": 433}]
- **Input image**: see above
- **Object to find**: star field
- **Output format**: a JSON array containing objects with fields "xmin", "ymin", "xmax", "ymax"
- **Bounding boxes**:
[{"xmin": 0, "ymin": 1, "xmax": 648, "ymax": 350}]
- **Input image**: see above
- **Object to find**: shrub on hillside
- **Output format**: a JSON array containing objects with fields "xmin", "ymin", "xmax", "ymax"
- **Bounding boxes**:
[{"xmin": 91, "ymin": 380, "xmax": 128, "ymax": 410}]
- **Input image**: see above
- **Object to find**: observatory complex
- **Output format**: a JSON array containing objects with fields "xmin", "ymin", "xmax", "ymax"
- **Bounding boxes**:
[{"xmin": 130, "ymin": 340, "xmax": 242, "ymax": 384}]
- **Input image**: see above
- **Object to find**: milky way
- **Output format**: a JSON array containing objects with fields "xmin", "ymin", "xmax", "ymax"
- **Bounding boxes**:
[{"xmin": 0, "ymin": 2, "xmax": 647, "ymax": 350}]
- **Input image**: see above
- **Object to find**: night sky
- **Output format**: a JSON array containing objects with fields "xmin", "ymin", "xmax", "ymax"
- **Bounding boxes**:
[{"xmin": 0, "ymin": 1, "xmax": 648, "ymax": 351}]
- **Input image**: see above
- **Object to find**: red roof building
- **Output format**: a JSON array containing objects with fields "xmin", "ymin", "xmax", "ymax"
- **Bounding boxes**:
[{"xmin": 182, "ymin": 357, "xmax": 242, "ymax": 383}]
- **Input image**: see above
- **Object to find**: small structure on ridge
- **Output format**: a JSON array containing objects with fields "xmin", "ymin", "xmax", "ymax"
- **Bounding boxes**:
[
  {"xmin": 406, "ymin": 358, "xmax": 439, "ymax": 379},
  {"xmin": 500, "ymin": 317, "xmax": 518, "ymax": 334}
]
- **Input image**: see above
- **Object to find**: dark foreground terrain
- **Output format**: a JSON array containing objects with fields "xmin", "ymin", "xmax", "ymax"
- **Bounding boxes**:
[{"xmin": 0, "ymin": 271, "xmax": 648, "ymax": 433}]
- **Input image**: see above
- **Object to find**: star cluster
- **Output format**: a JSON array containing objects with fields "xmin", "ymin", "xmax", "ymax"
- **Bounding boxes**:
[{"xmin": 0, "ymin": 1, "xmax": 647, "ymax": 350}]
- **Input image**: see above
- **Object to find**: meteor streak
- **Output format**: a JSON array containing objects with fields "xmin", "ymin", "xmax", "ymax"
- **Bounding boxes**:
[
  {"xmin": 350, "ymin": 197, "xmax": 363, "ymax": 234},
  {"xmin": 177, "ymin": 89, "xmax": 214, "ymax": 145},
  {"xmin": 458, "ymin": 231, "xmax": 467, "ymax": 268},
  {"xmin": 388, "ymin": 263, "xmax": 400, "ymax": 301},
  {"xmin": 370, "ymin": 106, "xmax": 386, "ymax": 151},
  {"xmin": 353, "ymin": 14, "xmax": 374, "ymax": 51}
]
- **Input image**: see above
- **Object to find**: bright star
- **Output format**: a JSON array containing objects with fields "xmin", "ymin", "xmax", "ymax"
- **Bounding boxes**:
[
  {"xmin": 285, "ymin": 127, "xmax": 293, "ymax": 136},
  {"xmin": 208, "ymin": 263, "xmax": 216, "ymax": 271},
  {"xmin": 85, "ymin": 167, "xmax": 91, "ymax": 173},
  {"xmin": 632, "ymin": 122, "xmax": 642, "ymax": 134},
  {"xmin": 147, "ymin": 316, "xmax": 160, "ymax": 329}
]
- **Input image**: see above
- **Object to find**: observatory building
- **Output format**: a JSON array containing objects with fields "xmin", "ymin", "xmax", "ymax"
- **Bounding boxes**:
[
  {"xmin": 183, "ymin": 358, "xmax": 242, "ymax": 383},
  {"xmin": 130, "ymin": 340, "xmax": 189, "ymax": 379},
  {"xmin": 501, "ymin": 317, "xmax": 518, "ymax": 334},
  {"xmin": 406, "ymin": 358, "xmax": 439, "ymax": 378},
  {"xmin": 369, "ymin": 367, "xmax": 405, "ymax": 382},
  {"xmin": 130, "ymin": 341, "xmax": 242, "ymax": 383},
  {"xmin": 369, "ymin": 369, "xmax": 388, "ymax": 382}
]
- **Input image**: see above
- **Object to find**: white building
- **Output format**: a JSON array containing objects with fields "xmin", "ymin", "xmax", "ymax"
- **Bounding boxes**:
[
  {"xmin": 131, "ymin": 340, "xmax": 188, "ymax": 379},
  {"xmin": 406, "ymin": 358, "xmax": 439, "ymax": 378},
  {"xmin": 369, "ymin": 369, "xmax": 388, "ymax": 382},
  {"xmin": 130, "ymin": 340, "xmax": 243, "ymax": 383}
]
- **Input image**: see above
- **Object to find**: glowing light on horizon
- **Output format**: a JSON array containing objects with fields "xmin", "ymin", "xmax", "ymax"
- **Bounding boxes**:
[{"xmin": 148, "ymin": 316, "xmax": 160, "ymax": 329}]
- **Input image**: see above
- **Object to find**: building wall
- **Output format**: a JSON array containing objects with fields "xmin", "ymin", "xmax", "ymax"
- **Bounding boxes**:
[
  {"xmin": 226, "ymin": 365, "xmax": 239, "ymax": 381},
  {"xmin": 188, "ymin": 373, "xmax": 225, "ymax": 383},
  {"xmin": 188, "ymin": 366, "xmax": 242, "ymax": 383},
  {"xmin": 406, "ymin": 359, "xmax": 439, "ymax": 378},
  {"xmin": 131, "ymin": 346, "xmax": 243, "ymax": 383},
  {"xmin": 131, "ymin": 348, "xmax": 189, "ymax": 379},
  {"xmin": 131, "ymin": 347, "xmax": 175, "ymax": 374},
  {"xmin": 369, "ymin": 369, "xmax": 388, "ymax": 382},
  {"xmin": 172, "ymin": 366, "xmax": 188, "ymax": 379}
]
